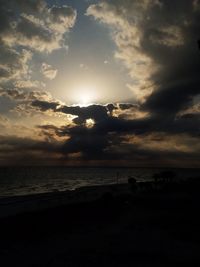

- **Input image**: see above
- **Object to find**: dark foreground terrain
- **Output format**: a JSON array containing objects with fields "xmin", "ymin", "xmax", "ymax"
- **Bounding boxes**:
[{"xmin": 0, "ymin": 179, "xmax": 200, "ymax": 266}]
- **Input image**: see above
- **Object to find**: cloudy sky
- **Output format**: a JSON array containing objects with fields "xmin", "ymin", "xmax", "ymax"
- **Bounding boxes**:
[{"xmin": 0, "ymin": 0, "xmax": 200, "ymax": 167}]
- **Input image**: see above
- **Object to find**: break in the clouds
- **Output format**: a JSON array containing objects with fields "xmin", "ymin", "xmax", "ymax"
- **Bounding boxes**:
[{"xmin": 0, "ymin": 0, "xmax": 200, "ymax": 167}]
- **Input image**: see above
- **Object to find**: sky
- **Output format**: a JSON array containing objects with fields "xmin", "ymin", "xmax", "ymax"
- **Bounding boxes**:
[{"xmin": 0, "ymin": 0, "xmax": 200, "ymax": 167}]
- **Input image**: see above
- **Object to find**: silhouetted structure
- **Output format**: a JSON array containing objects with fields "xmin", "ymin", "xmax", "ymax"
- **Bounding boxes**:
[
  {"xmin": 153, "ymin": 171, "xmax": 176, "ymax": 184},
  {"xmin": 198, "ymin": 39, "xmax": 200, "ymax": 50}
]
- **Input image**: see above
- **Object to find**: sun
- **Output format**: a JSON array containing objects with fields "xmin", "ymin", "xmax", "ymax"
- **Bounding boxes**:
[
  {"xmin": 79, "ymin": 90, "xmax": 93, "ymax": 105},
  {"xmin": 71, "ymin": 84, "xmax": 98, "ymax": 106}
]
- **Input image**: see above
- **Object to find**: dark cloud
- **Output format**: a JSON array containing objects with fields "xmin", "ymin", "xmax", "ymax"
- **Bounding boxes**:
[
  {"xmin": 0, "ymin": 88, "xmax": 51, "ymax": 101},
  {"xmin": 32, "ymin": 98, "xmax": 192, "ymax": 137},
  {"xmin": 16, "ymin": 14, "xmax": 53, "ymax": 43},
  {"xmin": 179, "ymin": 113, "xmax": 200, "ymax": 120},
  {"xmin": 32, "ymin": 100, "xmax": 117, "ymax": 125},
  {"xmin": 29, "ymin": 92, "xmax": 200, "ymax": 159},
  {"xmin": 142, "ymin": 80, "xmax": 200, "ymax": 116},
  {"xmin": 0, "ymin": 103, "xmax": 199, "ymax": 166},
  {"xmin": 87, "ymin": 0, "xmax": 200, "ymax": 116},
  {"xmin": 49, "ymin": 5, "xmax": 76, "ymax": 27},
  {"xmin": 139, "ymin": 0, "xmax": 200, "ymax": 116},
  {"xmin": 58, "ymin": 104, "xmax": 109, "ymax": 124},
  {"xmin": 31, "ymin": 100, "xmax": 59, "ymax": 112},
  {"xmin": 1, "ymin": 124, "xmax": 200, "ymax": 167},
  {"xmin": 14, "ymin": 0, "xmax": 45, "ymax": 13},
  {"xmin": 0, "ymin": 134, "xmax": 65, "ymax": 165},
  {"xmin": 0, "ymin": 42, "xmax": 32, "ymax": 83},
  {"xmin": 119, "ymin": 103, "xmax": 139, "ymax": 110},
  {"xmin": 29, "ymin": 97, "xmax": 200, "ymax": 165}
]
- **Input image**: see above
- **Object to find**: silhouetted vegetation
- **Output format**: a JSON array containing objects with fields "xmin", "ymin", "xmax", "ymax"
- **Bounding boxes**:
[{"xmin": 153, "ymin": 170, "xmax": 176, "ymax": 183}]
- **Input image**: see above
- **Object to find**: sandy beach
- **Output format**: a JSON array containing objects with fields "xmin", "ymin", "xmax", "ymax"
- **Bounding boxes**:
[{"xmin": 0, "ymin": 178, "xmax": 200, "ymax": 266}]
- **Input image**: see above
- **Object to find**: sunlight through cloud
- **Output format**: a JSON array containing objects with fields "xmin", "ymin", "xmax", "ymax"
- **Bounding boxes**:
[{"xmin": 70, "ymin": 84, "xmax": 99, "ymax": 106}]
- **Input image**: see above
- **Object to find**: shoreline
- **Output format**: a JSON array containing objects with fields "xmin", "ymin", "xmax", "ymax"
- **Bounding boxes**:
[
  {"xmin": 0, "ymin": 182, "xmax": 131, "ymax": 218},
  {"xmin": 0, "ymin": 176, "xmax": 198, "ymax": 219},
  {"xmin": 0, "ymin": 178, "xmax": 200, "ymax": 266}
]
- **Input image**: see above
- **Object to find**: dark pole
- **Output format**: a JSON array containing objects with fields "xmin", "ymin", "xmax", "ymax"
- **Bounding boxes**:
[{"xmin": 198, "ymin": 40, "xmax": 200, "ymax": 51}]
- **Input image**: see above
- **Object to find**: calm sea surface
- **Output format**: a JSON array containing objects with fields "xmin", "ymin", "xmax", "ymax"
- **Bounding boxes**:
[{"xmin": 0, "ymin": 167, "xmax": 200, "ymax": 197}]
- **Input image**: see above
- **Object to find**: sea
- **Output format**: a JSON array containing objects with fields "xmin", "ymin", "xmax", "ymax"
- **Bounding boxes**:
[{"xmin": 0, "ymin": 167, "xmax": 200, "ymax": 198}]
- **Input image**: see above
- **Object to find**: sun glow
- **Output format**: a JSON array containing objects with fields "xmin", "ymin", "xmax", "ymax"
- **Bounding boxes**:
[{"xmin": 70, "ymin": 84, "xmax": 99, "ymax": 106}]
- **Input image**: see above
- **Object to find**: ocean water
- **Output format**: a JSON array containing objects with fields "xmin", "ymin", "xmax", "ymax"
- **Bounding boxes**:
[{"xmin": 0, "ymin": 167, "xmax": 200, "ymax": 197}]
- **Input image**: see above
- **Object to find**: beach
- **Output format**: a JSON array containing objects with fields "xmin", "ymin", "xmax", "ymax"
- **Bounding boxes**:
[{"xmin": 1, "ymin": 178, "xmax": 200, "ymax": 266}]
